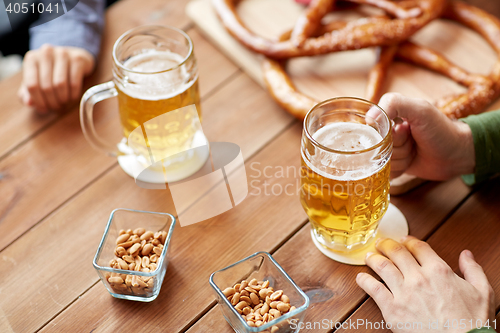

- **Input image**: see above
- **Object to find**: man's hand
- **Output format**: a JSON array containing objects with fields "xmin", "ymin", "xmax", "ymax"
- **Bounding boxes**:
[
  {"xmin": 378, "ymin": 93, "xmax": 475, "ymax": 180},
  {"xmin": 356, "ymin": 236, "xmax": 495, "ymax": 333},
  {"xmin": 18, "ymin": 44, "xmax": 95, "ymax": 114}
]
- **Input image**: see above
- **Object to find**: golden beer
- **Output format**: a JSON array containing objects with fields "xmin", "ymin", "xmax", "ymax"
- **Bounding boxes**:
[
  {"xmin": 81, "ymin": 26, "xmax": 207, "ymax": 183},
  {"xmin": 116, "ymin": 51, "xmax": 201, "ymax": 162},
  {"xmin": 301, "ymin": 98, "xmax": 393, "ymax": 252}
]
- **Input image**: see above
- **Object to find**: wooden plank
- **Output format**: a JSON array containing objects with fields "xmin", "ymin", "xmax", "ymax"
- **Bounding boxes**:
[
  {"xmin": 0, "ymin": 72, "xmax": 293, "ymax": 332},
  {"xmin": 35, "ymin": 124, "xmax": 305, "ymax": 333},
  {"xmin": 0, "ymin": 29, "xmax": 239, "ymax": 252},
  {"xmin": 186, "ymin": 176, "xmax": 471, "ymax": 333},
  {"xmin": 336, "ymin": 177, "xmax": 500, "ymax": 333},
  {"xmin": 0, "ymin": 0, "xmax": 194, "ymax": 160}
]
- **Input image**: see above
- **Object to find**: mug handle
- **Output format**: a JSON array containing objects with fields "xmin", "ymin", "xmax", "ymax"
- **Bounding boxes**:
[{"xmin": 80, "ymin": 81, "xmax": 120, "ymax": 157}]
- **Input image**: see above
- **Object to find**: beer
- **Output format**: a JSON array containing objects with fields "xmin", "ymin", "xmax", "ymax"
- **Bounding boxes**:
[
  {"xmin": 116, "ymin": 50, "xmax": 202, "ymax": 164},
  {"xmin": 301, "ymin": 121, "xmax": 391, "ymax": 252}
]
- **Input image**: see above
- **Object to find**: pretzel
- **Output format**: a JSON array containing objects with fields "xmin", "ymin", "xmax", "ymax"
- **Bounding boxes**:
[
  {"xmin": 212, "ymin": 0, "xmax": 447, "ymax": 59},
  {"xmin": 261, "ymin": 1, "xmax": 500, "ymax": 120}
]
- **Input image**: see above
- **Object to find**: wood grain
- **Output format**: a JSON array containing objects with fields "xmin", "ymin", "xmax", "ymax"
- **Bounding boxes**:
[
  {"xmin": 187, "ymin": 176, "xmax": 472, "ymax": 333},
  {"xmin": 0, "ymin": 29, "xmax": 239, "ymax": 252},
  {"xmin": 0, "ymin": 71, "xmax": 293, "ymax": 332},
  {"xmin": 336, "ymin": 178, "xmax": 500, "ymax": 333}
]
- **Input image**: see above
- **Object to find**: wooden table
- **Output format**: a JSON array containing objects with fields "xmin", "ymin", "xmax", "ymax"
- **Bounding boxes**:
[{"xmin": 0, "ymin": 1, "xmax": 499, "ymax": 332}]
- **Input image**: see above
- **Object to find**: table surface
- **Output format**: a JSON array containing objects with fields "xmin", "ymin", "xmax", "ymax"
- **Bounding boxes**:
[{"xmin": 0, "ymin": 1, "xmax": 499, "ymax": 332}]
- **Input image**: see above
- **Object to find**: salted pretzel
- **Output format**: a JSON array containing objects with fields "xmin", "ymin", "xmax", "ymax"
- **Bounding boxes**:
[
  {"xmin": 212, "ymin": 0, "xmax": 447, "ymax": 59},
  {"xmin": 262, "ymin": 1, "xmax": 500, "ymax": 120}
]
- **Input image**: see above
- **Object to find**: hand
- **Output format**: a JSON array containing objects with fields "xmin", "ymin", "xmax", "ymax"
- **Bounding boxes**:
[
  {"xmin": 378, "ymin": 93, "xmax": 475, "ymax": 180},
  {"xmin": 18, "ymin": 44, "xmax": 95, "ymax": 114},
  {"xmin": 356, "ymin": 237, "xmax": 495, "ymax": 333}
]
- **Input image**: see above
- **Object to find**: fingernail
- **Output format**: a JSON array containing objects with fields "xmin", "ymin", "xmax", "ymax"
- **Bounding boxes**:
[
  {"xmin": 365, "ymin": 252, "xmax": 375, "ymax": 259},
  {"xmin": 375, "ymin": 238, "xmax": 385, "ymax": 247},
  {"xmin": 356, "ymin": 272, "xmax": 364, "ymax": 280},
  {"xmin": 400, "ymin": 236, "xmax": 409, "ymax": 243},
  {"xmin": 464, "ymin": 250, "xmax": 474, "ymax": 259}
]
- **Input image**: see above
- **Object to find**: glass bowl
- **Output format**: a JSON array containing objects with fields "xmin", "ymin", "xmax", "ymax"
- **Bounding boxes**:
[
  {"xmin": 210, "ymin": 252, "xmax": 310, "ymax": 333},
  {"xmin": 93, "ymin": 208, "xmax": 176, "ymax": 302}
]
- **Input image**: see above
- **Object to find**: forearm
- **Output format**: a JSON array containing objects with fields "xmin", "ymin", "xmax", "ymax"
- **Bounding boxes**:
[
  {"xmin": 460, "ymin": 110, "xmax": 500, "ymax": 185},
  {"xmin": 29, "ymin": 0, "xmax": 105, "ymax": 58}
]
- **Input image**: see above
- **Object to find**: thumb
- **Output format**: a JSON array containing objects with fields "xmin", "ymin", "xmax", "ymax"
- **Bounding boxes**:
[{"xmin": 459, "ymin": 250, "xmax": 492, "ymax": 296}]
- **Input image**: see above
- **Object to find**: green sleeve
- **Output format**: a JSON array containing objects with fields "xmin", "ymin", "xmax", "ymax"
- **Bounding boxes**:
[
  {"xmin": 460, "ymin": 110, "xmax": 500, "ymax": 185},
  {"xmin": 467, "ymin": 328, "xmax": 497, "ymax": 333}
]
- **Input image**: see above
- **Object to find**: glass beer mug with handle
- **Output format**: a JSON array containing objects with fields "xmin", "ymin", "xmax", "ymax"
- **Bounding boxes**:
[
  {"xmin": 300, "ymin": 97, "xmax": 393, "ymax": 252},
  {"xmin": 80, "ymin": 25, "xmax": 208, "ymax": 184}
]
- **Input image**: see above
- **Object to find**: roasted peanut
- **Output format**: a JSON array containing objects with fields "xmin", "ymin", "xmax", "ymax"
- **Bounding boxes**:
[
  {"xmin": 223, "ymin": 287, "xmax": 235, "ymax": 297},
  {"xmin": 141, "ymin": 256, "xmax": 150, "ymax": 268},
  {"xmin": 150, "ymin": 254, "xmax": 158, "ymax": 263},
  {"xmin": 240, "ymin": 296, "xmax": 251, "ymax": 304},
  {"xmin": 141, "ymin": 243, "xmax": 153, "ymax": 256},
  {"xmin": 231, "ymin": 292, "xmax": 240, "ymax": 305},
  {"xmin": 149, "ymin": 263, "xmax": 157, "ymax": 271},
  {"xmin": 153, "ymin": 247, "xmax": 162, "ymax": 256},
  {"xmin": 281, "ymin": 294, "xmax": 290, "ymax": 303},
  {"xmin": 240, "ymin": 280, "xmax": 248, "ymax": 290},
  {"xmin": 117, "ymin": 258, "xmax": 129, "ymax": 270},
  {"xmin": 277, "ymin": 302, "xmax": 290, "ymax": 312},
  {"xmin": 116, "ymin": 234, "xmax": 130, "ymax": 245},
  {"xmin": 140, "ymin": 231, "xmax": 154, "ymax": 241},
  {"xmin": 270, "ymin": 290, "xmax": 283, "ymax": 301},
  {"xmin": 122, "ymin": 255, "xmax": 134, "ymax": 263},
  {"xmin": 250, "ymin": 292, "xmax": 260, "ymax": 305},
  {"xmin": 133, "ymin": 227, "xmax": 146, "ymax": 236},
  {"xmin": 152, "ymin": 239, "xmax": 160, "ymax": 246},
  {"xmin": 269, "ymin": 309, "xmax": 281, "ymax": 318},
  {"xmin": 240, "ymin": 290, "xmax": 249, "ymax": 297},
  {"xmin": 271, "ymin": 326, "xmax": 279, "ymax": 333},
  {"xmin": 128, "ymin": 243, "xmax": 141, "ymax": 256},
  {"xmin": 242, "ymin": 306, "xmax": 251, "ymax": 315},
  {"xmin": 260, "ymin": 302, "xmax": 270, "ymax": 315},
  {"xmin": 247, "ymin": 321, "xmax": 256, "ymax": 327},
  {"xmin": 235, "ymin": 301, "xmax": 248, "ymax": 310},
  {"xmin": 262, "ymin": 280, "xmax": 270, "ymax": 288},
  {"xmin": 108, "ymin": 276, "xmax": 124, "ymax": 285}
]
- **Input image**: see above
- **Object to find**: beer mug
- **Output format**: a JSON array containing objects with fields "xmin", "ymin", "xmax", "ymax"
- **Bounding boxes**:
[
  {"xmin": 81, "ymin": 25, "xmax": 208, "ymax": 183},
  {"xmin": 300, "ymin": 97, "xmax": 393, "ymax": 252}
]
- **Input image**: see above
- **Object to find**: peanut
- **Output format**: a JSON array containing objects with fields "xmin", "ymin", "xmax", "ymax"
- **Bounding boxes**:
[
  {"xmin": 116, "ymin": 234, "xmax": 130, "ymax": 245},
  {"xmin": 240, "ymin": 296, "xmax": 251, "ymax": 304},
  {"xmin": 225, "ymin": 279, "xmax": 295, "ymax": 328},
  {"xmin": 128, "ymin": 243, "xmax": 141, "ymax": 256},
  {"xmin": 133, "ymin": 227, "xmax": 146, "ymax": 236},
  {"xmin": 223, "ymin": 287, "xmax": 235, "ymax": 297},
  {"xmin": 141, "ymin": 243, "xmax": 153, "ymax": 256},
  {"xmin": 250, "ymin": 292, "xmax": 260, "ymax": 305},
  {"xmin": 277, "ymin": 302, "xmax": 290, "ymax": 312},
  {"xmin": 270, "ymin": 290, "xmax": 283, "ymax": 301},
  {"xmin": 140, "ymin": 231, "xmax": 154, "ymax": 241},
  {"xmin": 108, "ymin": 228, "xmax": 168, "ymax": 297}
]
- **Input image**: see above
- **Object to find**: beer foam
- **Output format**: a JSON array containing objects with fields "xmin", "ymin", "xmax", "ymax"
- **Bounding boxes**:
[
  {"xmin": 305, "ymin": 122, "xmax": 384, "ymax": 180},
  {"xmin": 313, "ymin": 122, "xmax": 382, "ymax": 152},
  {"xmin": 118, "ymin": 50, "xmax": 195, "ymax": 100}
]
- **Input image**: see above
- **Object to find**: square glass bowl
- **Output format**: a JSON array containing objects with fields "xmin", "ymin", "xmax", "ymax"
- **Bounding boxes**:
[
  {"xmin": 93, "ymin": 208, "xmax": 176, "ymax": 302},
  {"xmin": 210, "ymin": 252, "xmax": 309, "ymax": 333}
]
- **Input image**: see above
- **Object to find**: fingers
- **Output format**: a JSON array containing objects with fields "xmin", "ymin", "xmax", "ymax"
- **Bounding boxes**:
[
  {"xmin": 459, "ymin": 250, "xmax": 493, "ymax": 298},
  {"xmin": 376, "ymin": 238, "xmax": 420, "ymax": 277},
  {"xmin": 53, "ymin": 48, "xmax": 70, "ymax": 104},
  {"xmin": 365, "ymin": 252, "xmax": 403, "ymax": 291},
  {"xmin": 356, "ymin": 272, "xmax": 393, "ymax": 312},
  {"xmin": 378, "ymin": 92, "xmax": 439, "ymax": 125},
  {"xmin": 23, "ymin": 51, "xmax": 49, "ymax": 113},
  {"xmin": 69, "ymin": 58, "xmax": 86, "ymax": 101},
  {"xmin": 37, "ymin": 45, "xmax": 61, "ymax": 111},
  {"xmin": 400, "ymin": 236, "xmax": 442, "ymax": 266}
]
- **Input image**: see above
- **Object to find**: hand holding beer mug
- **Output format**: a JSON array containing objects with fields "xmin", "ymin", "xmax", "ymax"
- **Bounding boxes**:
[
  {"xmin": 81, "ymin": 26, "xmax": 209, "ymax": 184},
  {"xmin": 300, "ymin": 97, "xmax": 408, "ymax": 264}
]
